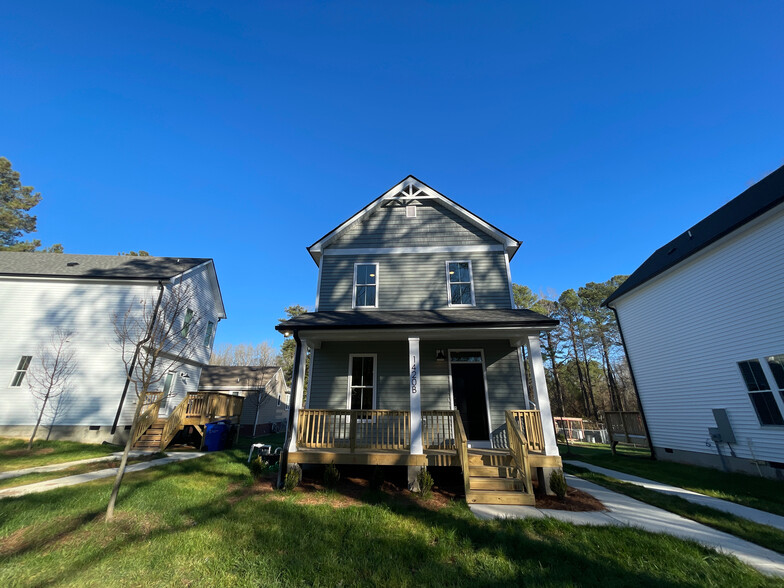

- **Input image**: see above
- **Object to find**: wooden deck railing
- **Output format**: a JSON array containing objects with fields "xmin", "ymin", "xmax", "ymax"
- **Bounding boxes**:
[
  {"xmin": 160, "ymin": 395, "xmax": 189, "ymax": 450},
  {"xmin": 159, "ymin": 392, "xmax": 244, "ymax": 450},
  {"xmin": 132, "ymin": 391, "xmax": 163, "ymax": 447},
  {"xmin": 422, "ymin": 410, "xmax": 456, "ymax": 450},
  {"xmin": 505, "ymin": 410, "xmax": 535, "ymax": 499},
  {"xmin": 453, "ymin": 410, "xmax": 471, "ymax": 493},
  {"xmin": 508, "ymin": 410, "xmax": 545, "ymax": 453},
  {"xmin": 297, "ymin": 409, "xmax": 411, "ymax": 452}
]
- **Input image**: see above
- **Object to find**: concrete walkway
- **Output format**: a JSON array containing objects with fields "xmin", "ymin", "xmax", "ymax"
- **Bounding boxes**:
[
  {"xmin": 470, "ymin": 474, "xmax": 784, "ymax": 578},
  {"xmin": 0, "ymin": 450, "xmax": 156, "ymax": 481},
  {"xmin": 564, "ymin": 460, "xmax": 784, "ymax": 532},
  {"xmin": 0, "ymin": 452, "xmax": 204, "ymax": 499}
]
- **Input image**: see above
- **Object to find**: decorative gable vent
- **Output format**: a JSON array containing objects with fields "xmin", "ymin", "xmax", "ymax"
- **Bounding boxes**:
[{"xmin": 406, "ymin": 205, "xmax": 416, "ymax": 218}]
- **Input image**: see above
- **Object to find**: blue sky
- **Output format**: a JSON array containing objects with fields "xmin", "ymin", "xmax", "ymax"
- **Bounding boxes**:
[{"xmin": 3, "ymin": 1, "xmax": 783, "ymax": 349}]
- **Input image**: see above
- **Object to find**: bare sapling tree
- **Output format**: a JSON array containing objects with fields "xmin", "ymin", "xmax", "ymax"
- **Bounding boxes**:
[
  {"xmin": 27, "ymin": 328, "xmax": 77, "ymax": 449},
  {"xmin": 106, "ymin": 279, "xmax": 202, "ymax": 520}
]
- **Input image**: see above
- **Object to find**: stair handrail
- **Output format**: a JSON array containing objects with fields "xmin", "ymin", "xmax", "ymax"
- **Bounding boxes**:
[
  {"xmin": 131, "ymin": 391, "xmax": 162, "ymax": 447},
  {"xmin": 505, "ymin": 410, "xmax": 534, "ymax": 497},
  {"xmin": 159, "ymin": 394, "xmax": 190, "ymax": 450},
  {"xmin": 453, "ymin": 410, "xmax": 471, "ymax": 494}
]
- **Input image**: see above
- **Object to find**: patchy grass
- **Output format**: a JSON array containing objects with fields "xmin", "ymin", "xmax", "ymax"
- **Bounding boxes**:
[
  {"xmin": 0, "ymin": 450, "xmax": 779, "ymax": 586},
  {"xmin": 0, "ymin": 453, "xmax": 167, "ymax": 490},
  {"xmin": 560, "ymin": 443, "xmax": 784, "ymax": 517},
  {"xmin": 565, "ymin": 464, "xmax": 784, "ymax": 556},
  {"xmin": 0, "ymin": 438, "xmax": 118, "ymax": 472}
]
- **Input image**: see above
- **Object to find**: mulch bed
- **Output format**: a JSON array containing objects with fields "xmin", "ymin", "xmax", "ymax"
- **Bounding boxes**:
[{"xmin": 535, "ymin": 486, "xmax": 606, "ymax": 511}]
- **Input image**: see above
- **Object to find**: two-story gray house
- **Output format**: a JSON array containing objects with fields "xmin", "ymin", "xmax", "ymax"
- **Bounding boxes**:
[{"xmin": 276, "ymin": 176, "xmax": 562, "ymax": 503}]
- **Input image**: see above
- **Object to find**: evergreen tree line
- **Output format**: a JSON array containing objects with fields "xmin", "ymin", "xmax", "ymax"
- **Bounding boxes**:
[{"xmin": 514, "ymin": 277, "xmax": 638, "ymax": 424}]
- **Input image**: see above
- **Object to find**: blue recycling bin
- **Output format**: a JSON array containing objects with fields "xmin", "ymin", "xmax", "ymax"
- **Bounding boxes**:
[{"xmin": 204, "ymin": 421, "xmax": 229, "ymax": 451}]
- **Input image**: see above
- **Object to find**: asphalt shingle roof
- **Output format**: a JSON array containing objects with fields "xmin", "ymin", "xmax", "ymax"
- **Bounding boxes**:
[
  {"xmin": 0, "ymin": 252, "xmax": 211, "ymax": 280},
  {"xmin": 275, "ymin": 309, "xmax": 558, "ymax": 332},
  {"xmin": 605, "ymin": 164, "xmax": 784, "ymax": 306},
  {"xmin": 198, "ymin": 366, "xmax": 280, "ymax": 389}
]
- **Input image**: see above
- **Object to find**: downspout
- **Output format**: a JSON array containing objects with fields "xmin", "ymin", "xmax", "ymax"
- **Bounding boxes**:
[
  {"xmin": 277, "ymin": 330, "xmax": 303, "ymax": 488},
  {"xmin": 608, "ymin": 303, "xmax": 656, "ymax": 460},
  {"xmin": 111, "ymin": 280, "xmax": 165, "ymax": 434}
]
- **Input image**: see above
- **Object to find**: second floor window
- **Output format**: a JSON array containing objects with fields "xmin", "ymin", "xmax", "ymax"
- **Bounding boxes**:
[
  {"xmin": 353, "ymin": 263, "xmax": 378, "ymax": 308},
  {"xmin": 204, "ymin": 321, "xmax": 215, "ymax": 347},
  {"xmin": 181, "ymin": 308, "xmax": 194, "ymax": 337},
  {"xmin": 10, "ymin": 356, "xmax": 32, "ymax": 387},
  {"xmin": 447, "ymin": 261, "xmax": 475, "ymax": 306},
  {"xmin": 738, "ymin": 358, "xmax": 784, "ymax": 426}
]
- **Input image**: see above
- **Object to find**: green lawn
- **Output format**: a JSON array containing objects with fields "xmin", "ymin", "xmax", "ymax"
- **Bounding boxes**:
[
  {"xmin": 0, "ymin": 450, "xmax": 779, "ymax": 586},
  {"xmin": 0, "ymin": 453, "xmax": 166, "ymax": 490},
  {"xmin": 565, "ymin": 464, "xmax": 784, "ymax": 556},
  {"xmin": 0, "ymin": 438, "xmax": 119, "ymax": 472},
  {"xmin": 560, "ymin": 443, "xmax": 784, "ymax": 517}
]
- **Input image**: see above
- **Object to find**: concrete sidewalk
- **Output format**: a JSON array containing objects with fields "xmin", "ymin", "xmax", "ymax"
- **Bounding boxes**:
[
  {"xmin": 564, "ymin": 460, "xmax": 784, "ymax": 532},
  {"xmin": 0, "ymin": 450, "xmax": 156, "ymax": 481},
  {"xmin": 469, "ymin": 474, "xmax": 784, "ymax": 578},
  {"xmin": 0, "ymin": 452, "xmax": 204, "ymax": 499}
]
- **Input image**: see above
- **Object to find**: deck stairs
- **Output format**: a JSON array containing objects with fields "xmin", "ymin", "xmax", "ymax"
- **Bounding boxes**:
[
  {"xmin": 133, "ymin": 419, "xmax": 167, "ymax": 450},
  {"xmin": 464, "ymin": 449, "xmax": 535, "ymax": 506}
]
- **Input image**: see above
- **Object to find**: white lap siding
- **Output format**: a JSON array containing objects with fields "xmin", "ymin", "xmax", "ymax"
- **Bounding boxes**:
[{"xmin": 614, "ymin": 203, "xmax": 784, "ymax": 463}]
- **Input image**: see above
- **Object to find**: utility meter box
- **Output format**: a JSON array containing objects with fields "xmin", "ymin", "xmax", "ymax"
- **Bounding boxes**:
[{"xmin": 710, "ymin": 408, "xmax": 736, "ymax": 444}]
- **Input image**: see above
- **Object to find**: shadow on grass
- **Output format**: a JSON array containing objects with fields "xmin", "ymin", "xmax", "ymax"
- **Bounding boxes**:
[{"xmin": 0, "ymin": 450, "xmax": 776, "ymax": 587}]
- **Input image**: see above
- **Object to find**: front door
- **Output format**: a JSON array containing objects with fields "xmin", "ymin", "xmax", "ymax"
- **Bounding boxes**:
[{"xmin": 449, "ymin": 351, "xmax": 490, "ymax": 441}]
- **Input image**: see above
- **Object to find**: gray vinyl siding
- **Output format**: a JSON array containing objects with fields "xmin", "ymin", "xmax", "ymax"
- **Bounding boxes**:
[
  {"xmin": 330, "ymin": 200, "xmax": 498, "ymax": 249},
  {"xmin": 318, "ymin": 251, "xmax": 512, "ymax": 311},
  {"xmin": 308, "ymin": 339, "xmax": 526, "ymax": 447}
]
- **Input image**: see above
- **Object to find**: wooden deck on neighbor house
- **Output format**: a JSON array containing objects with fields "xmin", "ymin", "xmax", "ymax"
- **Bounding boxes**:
[{"xmin": 288, "ymin": 408, "xmax": 562, "ymax": 505}]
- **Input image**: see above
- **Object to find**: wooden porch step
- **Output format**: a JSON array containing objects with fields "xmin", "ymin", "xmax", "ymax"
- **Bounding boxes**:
[
  {"xmin": 469, "ymin": 477, "xmax": 522, "ymax": 491},
  {"xmin": 466, "ymin": 490, "xmax": 535, "ymax": 506},
  {"xmin": 467, "ymin": 452, "xmax": 512, "ymax": 467},
  {"xmin": 468, "ymin": 465, "xmax": 516, "ymax": 478}
]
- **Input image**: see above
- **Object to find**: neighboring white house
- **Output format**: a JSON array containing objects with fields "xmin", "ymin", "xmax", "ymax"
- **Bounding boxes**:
[
  {"xmin": 198, "ymin": 365, "xmax": 290, "ymax": 436},
  {"xmin": 605, "ymin": 165, "xmax": 784, "ymax": 479},
  {"xmin": 0, "ymin": 252, "xmax": 226, "ymax": 444}
]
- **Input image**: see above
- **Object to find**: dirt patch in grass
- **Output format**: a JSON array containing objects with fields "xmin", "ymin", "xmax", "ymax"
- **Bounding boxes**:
[
  {"xmin": 535, "ymin": 486, "xmax": 606, "ymax": 511},
  {"xmin": 3, "ymin": 447, "xmax": 55, "ymax": 457}
]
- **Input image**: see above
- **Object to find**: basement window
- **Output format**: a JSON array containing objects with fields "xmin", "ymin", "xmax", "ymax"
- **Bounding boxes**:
[{"xmin": 9, "ymin": 356, "xmax": 32, "ymax": 387}]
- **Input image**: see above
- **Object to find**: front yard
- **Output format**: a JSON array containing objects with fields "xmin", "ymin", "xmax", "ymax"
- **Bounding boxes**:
[
  {"xmin": 0, "ymin": 437, "xmax": 118, "ymax": 472},
  {"xmin": 0, "ymin": 445, "xmax": 779, "ymax": 587}
]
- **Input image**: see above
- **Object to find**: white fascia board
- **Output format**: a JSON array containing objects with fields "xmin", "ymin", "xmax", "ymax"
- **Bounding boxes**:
[
  {"xmin": 307, "ymin": 176, "xmax": 520, "ymax": 264},
  {"xmin": 299, "ymin": 325, "xmax": 553, "ymax": 345},
  {"xmin": 323, "ymin": 244, "xmax": 505, "ymax": 256}
]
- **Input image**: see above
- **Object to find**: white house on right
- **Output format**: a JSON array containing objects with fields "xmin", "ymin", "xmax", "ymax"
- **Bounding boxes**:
[{"xmin": 605, "ymin": 165, "xmax": 784, "ymax": 479}]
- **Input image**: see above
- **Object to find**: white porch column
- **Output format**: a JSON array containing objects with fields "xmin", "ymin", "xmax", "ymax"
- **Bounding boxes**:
[
  {"xmin": 525, "ymin": 334, "xmax": 559, "ymax": 457},
  {"xmin": 286, "ymin": 341, "xmax": 308, "ymax": 453},
  {"xmin": 408, "ymin": 337, "xmax": 423, "ymax": 455}
]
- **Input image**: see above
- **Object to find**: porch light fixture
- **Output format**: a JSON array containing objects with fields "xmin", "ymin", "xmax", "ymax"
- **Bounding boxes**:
[
  {"xmin": 283, "ymin": 331, "xmax": 292, "ymax": 337},
  {"xmin": 435, "ymin": 349, "xmax": 446, "ymax": 362}
]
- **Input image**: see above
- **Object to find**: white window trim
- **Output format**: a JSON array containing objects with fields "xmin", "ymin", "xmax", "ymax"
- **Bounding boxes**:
[
  {"xmin": 737, "ymin": 356, "xmax": 784, "ymax": 427},
  {"xmin": 204, "ymin": 320, "xmax": 215, "ymax": 347},
  {"xmin": 352, "ymin": 262, "xmax": 379, "ymax": 309},
  {"xmin": 346, "ymin": 353, "xmax": 377, "ymax": 413},
  {"xmin": 9, "ymin": 355, "xmax": 33, "ymax": 388},
  {"xmin": 181, "ymin": 308, "xmax": 194, "ymax": 337},
  {"xmin": 447, "ymin": 348, "xmax": 493, "ymax": 444},
  {"xmin": 445, "ymin": 260, "xmax": 476, "ymax": 307}
]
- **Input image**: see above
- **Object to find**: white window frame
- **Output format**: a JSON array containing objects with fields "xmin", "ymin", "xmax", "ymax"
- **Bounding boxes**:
[
  {"xmin": 346, "ymin": 353, "xmax": 377, "ymax": 414},
  {"xmin": 447, "ymin": 348, "xmax": 493, "ymax": 444},
  {"xmin": 160, "ymin": 371, "xmax": 176, "ymax": 411},
  {"xmin": 181, "ymin": 308, "xmax": 194, "ymax": 337},
  {"xmin": 445, "ymin": 260, "xmax": 476, "ymax": 307},
  {"xmin": 738, "ymin": 356, "xmax": 784, "ymax": 427},
  {"xmin": 9, "ymin": 355, "xmax": 33, "ymax": 388},
  {"xmin": 352, "ymin": 262, "xmax": 379, "ymax": 309},
  {"xmin": 204, "ymin": 320, "xmax": 215, "ymax": 347},
  {"xmin": 277, "ymin": 392, "xmax": 281, "ymax": 406}
]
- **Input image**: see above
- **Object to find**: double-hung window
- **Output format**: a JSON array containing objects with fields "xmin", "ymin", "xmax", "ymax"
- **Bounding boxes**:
[
  {"xmin": 353, "ymin": 263, "xmax": 378, "ymax": 308},
  {"xmin": 738, "ymin": 358, "xmax": 784, "ymax": 426},
  {"xmin": 10, "ymin": 356, "xmax": 32, "ymax": 387},
  {"xmin": 204, "ymin": 321, "xmax": 215, "ymax": 347},
  {"xmin": 446, "ymin": 261, "xmax": 475, "ymax": 306},
  {"xmin": 348, "ymin": 355, "xmax": 375, "ymax": 411},
  {"xmin": 181, "ymin": 308, "xmax": 194, "ymax": 337}
]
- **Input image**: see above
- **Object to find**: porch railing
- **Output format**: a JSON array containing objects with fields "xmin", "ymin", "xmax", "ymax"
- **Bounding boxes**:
[
  {"xmin": 131, "ymin": 391, "xmax": 163, "ymax": 447},
  {"xmin": 422, "ymin": 410, "xmax": 456, "ymax": 450},
  {"xmin": 453, "ymin": 410, "xmax": 471, "ymax": 492},
  {"xmin": 505, "ymin": 410, "xmax": 535, "ymax": 499},
  {"xmin": 159, "ymin": 392, "xmax": 244, "ymax": 450},
  {"xmin": 297, "ymin": 409, "xmax": 411, "ymax": 452},
  {"xmin": 508, "ymin": 410, "xmax": 545, "ymax": 453}
]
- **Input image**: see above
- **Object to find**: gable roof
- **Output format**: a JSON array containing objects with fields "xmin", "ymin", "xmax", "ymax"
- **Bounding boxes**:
[
  {"xmin": 306, "ymin": 175, "xmax": 521, "ymax": 265},
  {"xmin": 0, "ymin": 252, "xmax": 210, "ymax": 280},
  {"xmin": 0, "ymin": 252, "xmax": 227, "ymax": 319},
  {"xmin": 605, "ymin": 164, "xmax": 784, "ymax": 306},
  {"xmin": 198, "ymin": 366, "xmax": 281, "ymax": 390}
]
